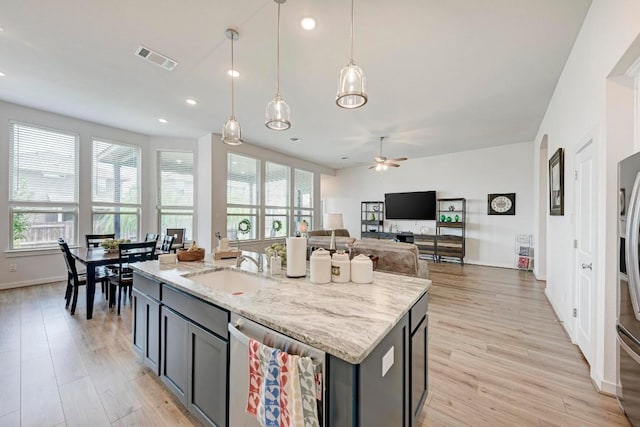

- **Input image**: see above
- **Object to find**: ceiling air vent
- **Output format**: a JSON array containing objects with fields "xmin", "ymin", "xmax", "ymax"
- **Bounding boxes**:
[{"xmin": 135, "ymin": 45, "xmax": 178, "ymax": 71}]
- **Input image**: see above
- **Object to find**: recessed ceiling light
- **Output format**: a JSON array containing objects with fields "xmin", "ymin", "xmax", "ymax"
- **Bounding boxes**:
[
  {"xmin": 0, "ymin": 72, "xmax": 5, "ymax": 77},
  {"xmin": 0, "ymin": 27, "xmax": 4, "ymax": 32},
  {"xmin": 227, "ymin": 69, "xmax": 240, "ymax": 78},
  {"xmin": 301, "ymin": 17, "xmax": 316, "ymax": 30},
  {"xmin": 289, "ymin": 137, "xmax": 301, "ymax": 142},
  {"xmin": 158, "ymin": 118, "xmax": 168, "ymax": 124},
  {"xmin": 185, "ymin": 98, "xmax": 197, "ymax": 105}
]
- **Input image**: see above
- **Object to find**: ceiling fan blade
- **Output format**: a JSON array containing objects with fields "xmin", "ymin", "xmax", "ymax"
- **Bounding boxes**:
[
  {"xmin": 368, "ymin": 164, "xmax": 377, "ymax": 169},
  {"xmin": 374, "ymin": 156, "xmax": 386, "ymax": 162},
  {"xmin": 385, "ymin": 162, "xmax": 401, "ymax": 167},
  {"xmin": 389, "ymin": 157, "xmax": 408, "ymax": 162}
]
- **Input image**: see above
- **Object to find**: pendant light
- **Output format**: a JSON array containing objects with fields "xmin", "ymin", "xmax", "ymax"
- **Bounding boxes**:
[
  {"xmin": 222, "ymin": 28, "xmax": 242, "ymax": 145},
  {"xmin": 265, "ymin": 0, "xmax": 291, "ymax": 131},
  {"xmin": 336, "ymin": 0, "xmax": 367, "ymax": 109}
]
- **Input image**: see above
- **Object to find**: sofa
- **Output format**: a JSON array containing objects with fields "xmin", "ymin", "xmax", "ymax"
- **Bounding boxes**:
[
  {"xmin": 306, "ymin": 229, "xmax": 356, "ymax": 251},
  {"xmin": 350, "ymin": 238, "xmax": 429, "ymax": 279}
]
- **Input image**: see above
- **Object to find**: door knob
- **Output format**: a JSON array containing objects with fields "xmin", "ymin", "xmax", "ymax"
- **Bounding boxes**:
[{"xmin": 582, "ymin": 263, "xmax": 592, "ymax": 270}]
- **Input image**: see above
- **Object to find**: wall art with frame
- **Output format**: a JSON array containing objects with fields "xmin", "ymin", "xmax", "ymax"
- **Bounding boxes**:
[{"xmin": 549, "ymin": 147, "xmax": 564, "ymax": 216}]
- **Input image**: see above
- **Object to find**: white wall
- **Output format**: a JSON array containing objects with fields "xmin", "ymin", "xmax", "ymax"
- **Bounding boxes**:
[
  {"xmin": 531, "ymin": 0, "xmax": 640, "ymax": 394},
  {"xmin": 322, "ymin": 142, "xmax": 534, "ymax": 269},
  {"xmin": 0, "ymin": 100, "xmax": 196, "ymax": 289}
]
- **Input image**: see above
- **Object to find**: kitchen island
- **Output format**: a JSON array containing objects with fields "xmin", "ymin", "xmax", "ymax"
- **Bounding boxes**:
[{"xmin": 130, "ymin": 255, "xmax": 430, "ymax": 427}]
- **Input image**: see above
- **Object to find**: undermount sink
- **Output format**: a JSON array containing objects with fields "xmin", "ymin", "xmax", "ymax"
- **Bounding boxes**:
[{"xmin": 182, "ymin": 269, "xmax": 276, "ymax": 295}]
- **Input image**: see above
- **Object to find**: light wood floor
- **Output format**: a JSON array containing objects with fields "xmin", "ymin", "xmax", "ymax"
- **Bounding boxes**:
[
  {"xmin": 0, "ymin": 263, "xmax": 630, "ymax": 426},
  {"xmin": 421, "ymin": 262, "xmax": 629, "ymax": 426}
]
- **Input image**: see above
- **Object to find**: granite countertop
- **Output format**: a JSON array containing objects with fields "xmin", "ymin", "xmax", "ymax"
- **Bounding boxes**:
[{"xmin": 131, "ymin": 255, "xmax": 431, "ymax": 364}]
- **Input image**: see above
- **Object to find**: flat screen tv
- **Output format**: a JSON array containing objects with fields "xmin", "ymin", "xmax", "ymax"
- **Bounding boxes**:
[{"xmin": 385, "ymin": 191, "xmax": 436, "ymax": 220}]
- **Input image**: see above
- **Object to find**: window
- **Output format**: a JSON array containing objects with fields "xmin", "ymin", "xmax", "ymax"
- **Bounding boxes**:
[
  {"xmin": 92, "ymin": 139, "xmax": 141, "ymax": 240},
  {"xmin": 9, "ymin": 123, "xmax": 79, "ymax": 250},
  {"xmin": 227, "ymin": 153, "xmax": 259, "ymax": 240},
  {"xmin": 158, "ymin": 151, "xmax": 194, "ymax": 240},
  {"xmin": 265, "ymin": 162, "xmax": 289, "ymax": 238},
  {"xmin": 225, "ymin": 153, "xmax": 315, "ymax": 240},
  {"xmin": 294, "ymin": 168, "xmax": 314, "ymax": 231}
]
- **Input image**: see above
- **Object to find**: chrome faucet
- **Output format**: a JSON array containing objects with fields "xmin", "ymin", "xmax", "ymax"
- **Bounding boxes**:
[{"xmin": 235, "ymin": 238, "xmax": 264, "ymax": 272}]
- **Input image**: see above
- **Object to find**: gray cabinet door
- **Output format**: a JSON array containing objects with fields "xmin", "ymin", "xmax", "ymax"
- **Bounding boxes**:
[
  {"xmin": 132, "ymin": 289, "xmax": 145, "ymax": 355},
  {"xmin": 145, "ymin": 297, "xmax": 160, "ymax": 373},
  {"xmin": 160, "ymin": 306, "xmax": 189, "ymax": 404},
  {"xmin": 188, "ymin": 323, "xmax": 228, "ymax": 427},
  {"xmin": 410, "ymin": 315, "xmax": 428, "ymax": 425}
]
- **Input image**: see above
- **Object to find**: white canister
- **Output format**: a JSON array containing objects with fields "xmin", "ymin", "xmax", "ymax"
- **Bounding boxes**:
[
  {"xmin": 331, "ymin": 250, "xmax": 350, "ymax": 283},
  {"xmin": 351, "ymin": 254, "xmax": 373, "ymax": 284},
  {"xmin": 218, "ymin": 237, "xmax": 230, "ymax": 251},
  {"xmin": 310, "ymin": 248, "xmax": 332, "ymax": 284},
  {"xmin": 286, "ymin": 237, "xmax": 307, "ymax": 278}
]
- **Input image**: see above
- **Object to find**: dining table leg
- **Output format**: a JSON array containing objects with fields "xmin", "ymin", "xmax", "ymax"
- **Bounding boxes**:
[{"xmin": 86, "ymin": 265, "xmax": 96, "ymax": 319}]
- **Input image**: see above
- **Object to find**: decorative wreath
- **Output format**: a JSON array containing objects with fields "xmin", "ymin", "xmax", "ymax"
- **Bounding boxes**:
[
  {"xmin": 272, "ymin": 219, "xmax": 283, "ymax": 232},
  {"xmin": 238, "ymin": 218, "xmax": 251, "ymax": 234}
]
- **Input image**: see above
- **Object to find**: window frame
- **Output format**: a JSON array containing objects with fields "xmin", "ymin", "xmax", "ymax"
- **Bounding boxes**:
[
  {"xmin": 226, "ymin": 153, "xmax": 315, "ymax": 241},
  {"xmin": 91, "ymin": 138, "xmax": 142, "ymax": 240},
  {"xmin": 157, "ymin": 149, "xmax": 195, "ymax": 240},
  {"xmin": 8, "ymin": 121, "xmax": 80, "ymax": 250}
]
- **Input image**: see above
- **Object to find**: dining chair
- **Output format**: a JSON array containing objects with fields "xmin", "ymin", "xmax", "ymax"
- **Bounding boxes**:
[
  {"xmin": 58, "ymin": 238, "xmax": 88, "ymax": 315},
  {"xmin": 85, "ymin": 233, "xmax": 116, "ymax": 295},
  {"xmin": 166, "ymin": 228, "xmax": 185, "ymax": 252},
  {"xmin": 144, "ymin": 233, "xmax": 159, "ymax": 243},
  {"xmin": 159, "ymin": 234, "xmax": 176, "ymax": 255},
  {"xmin": 108, "ymin": 241, "xmax": 157, "ymax": 315},
  {"xmin": 85, "ymin": 233, "xmax": 116, "ymax": 247}
]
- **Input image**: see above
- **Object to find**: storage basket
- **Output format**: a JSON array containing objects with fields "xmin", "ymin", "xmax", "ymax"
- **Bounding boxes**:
[{"xmin": 176, "ymin": 248, "xmax": 205, "ymax": 262}]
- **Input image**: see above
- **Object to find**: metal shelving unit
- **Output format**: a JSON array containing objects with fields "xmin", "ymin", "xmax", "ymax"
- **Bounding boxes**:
[{"xmin": 436, "ymin": 198, "xmax": 466, "ymax": 264}]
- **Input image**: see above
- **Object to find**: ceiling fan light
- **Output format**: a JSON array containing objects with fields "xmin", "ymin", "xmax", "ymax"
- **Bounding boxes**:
[
  {"xmin": 336, "ymin": 61, "xmax": 367, "ymax": 109},
  {"xmin": 375, "ymin": 163, "xmax": 383, "ymax": 172},
  {"xmin": 222, "ymin": 116, "xmax": 242, "ymax": 145},
  {"xmin": 383, "ymin": 164, "xmax": 388, "ymax": 170},
  {"xmin": 265, "ymin": 94, "xmax": 291, "ymax": 131}
]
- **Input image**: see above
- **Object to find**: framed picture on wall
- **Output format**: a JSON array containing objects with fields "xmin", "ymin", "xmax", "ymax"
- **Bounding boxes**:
[{"xmin": 549, "ymin": 147, "xmax": 564, "ymax": 216}]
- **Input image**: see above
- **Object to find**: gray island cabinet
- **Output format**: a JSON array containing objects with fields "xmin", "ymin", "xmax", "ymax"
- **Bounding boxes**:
[{"xmin": 130, "ymin": 259, "xmax": 430, "ymax": 427}]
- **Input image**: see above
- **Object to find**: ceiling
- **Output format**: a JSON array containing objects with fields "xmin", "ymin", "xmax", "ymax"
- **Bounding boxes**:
[{"xmin": 0, "ymin": 0, "xmax": 591, "ymax": 169}]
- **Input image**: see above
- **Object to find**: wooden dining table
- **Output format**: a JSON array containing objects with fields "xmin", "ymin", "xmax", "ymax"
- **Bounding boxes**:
[{"xmin": 69, "ymin": 247, "xmax": 123, "ymax": 319}]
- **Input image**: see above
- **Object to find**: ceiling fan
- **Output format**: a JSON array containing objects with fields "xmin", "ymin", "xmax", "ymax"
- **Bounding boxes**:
[{"xmin": 369, "ymin": 136, "xmax": 407, "ymax": 171}]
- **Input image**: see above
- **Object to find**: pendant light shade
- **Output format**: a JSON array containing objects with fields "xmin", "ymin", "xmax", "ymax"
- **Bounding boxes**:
[
  {"xmin": 265, "ymin": 0, "xmax": 291, "ymax": 131},
  {"xmin": 222, "ymin": 28, "xmax": 243, "ymax": 145},
  {"xmin": 336, "ymin": 0, "xmax": 367, "ymax": 109}
]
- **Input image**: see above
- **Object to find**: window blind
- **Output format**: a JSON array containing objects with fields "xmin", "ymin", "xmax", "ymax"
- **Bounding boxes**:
[
  {"xmin": 92, "ymin": 140, "xmax": 140, "ymax": 204},
  {"xmin": 265, "ymin": 162, "xmax": 289, "ymax": 207},
  {"xmin": 159, "ymin": 151, "xmax": 194, "ymax": 207},
  {"xmin": 10, "ymin": 122, "xmax": 78, "ymax": 203}
]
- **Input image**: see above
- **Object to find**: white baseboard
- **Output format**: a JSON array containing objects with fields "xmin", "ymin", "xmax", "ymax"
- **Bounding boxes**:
[
  {"xmin": 0, "ymin": 275, "xmax": 65, "ymax": 291},
  {"xmin": 544, "ymin": 288, "xmax": 574, "ymax": 339},
  {"xmin": 590, "ymin": 367, "xmax": 620, "ymax": 396}
]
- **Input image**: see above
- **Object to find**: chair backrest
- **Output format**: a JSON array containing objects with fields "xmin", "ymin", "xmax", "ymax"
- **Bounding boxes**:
[
  {"xmin": 85, "ymin": 233, "xmax": 115, "ymax": 248},
  {"xmin": 160, "ymin": 234, "xmax": 175, "ymax": 253},
  {"xmin": 144, "ymin": 233, "xmax": 159, "ymax": 243},
  {"xmin": 58, "ymin": 238, "xmax": 80, "ymax": 281},
  {"xmin": 166, "ymin": 228, "xmax": 185, "ymax": 244},
  {"xmin": 118, "ymin": 241, "xmax": 157, "ymax": 265}
]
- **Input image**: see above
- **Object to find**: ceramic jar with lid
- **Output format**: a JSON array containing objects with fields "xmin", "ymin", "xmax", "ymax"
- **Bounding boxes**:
[
  {"xmin": 351, "ymin": 254, "xmax": 373, "ymax": 284},
  {"xmin": 331, "ymin": 250, "xmax": 350, "ymax": 283},
  {"xmin": 310, "ymin": 248, "xmax": 331, "ymax": 284}
]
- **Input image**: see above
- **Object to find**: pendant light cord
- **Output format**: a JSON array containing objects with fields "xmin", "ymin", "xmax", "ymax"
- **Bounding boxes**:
[
  {"xmin": 276, "ymin": 2, "xmax": 281, "ymax": 96},
  {"xmin": 230, "ymin": 34, "xmax": 235, "ymax": 117},
  {"xmin": 350, "ymin": 0, "xmax": 355, "ymax": 63}
]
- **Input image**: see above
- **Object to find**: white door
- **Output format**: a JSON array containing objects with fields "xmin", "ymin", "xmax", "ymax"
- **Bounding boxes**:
[{"xmin": 574, "ymin": 140, "xmax": 596, "ymax": 364}]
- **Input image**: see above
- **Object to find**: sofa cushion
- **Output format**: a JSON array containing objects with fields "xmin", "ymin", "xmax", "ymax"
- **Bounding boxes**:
[
  {"xmin": 351, "ymin": 238, "xmax": 428, "ymax": 279},
  {"xmin": 307, "ymin": 229, "xmax": 351, "ymax": 237}
]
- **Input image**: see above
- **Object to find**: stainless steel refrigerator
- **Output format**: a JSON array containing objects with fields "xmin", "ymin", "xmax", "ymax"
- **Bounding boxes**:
[{"xmin": 618, "ymin": 151, "xmax": 640, "ymax": 425}]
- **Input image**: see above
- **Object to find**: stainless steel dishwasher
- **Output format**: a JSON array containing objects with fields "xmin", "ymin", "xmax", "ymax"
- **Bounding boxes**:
[{"xmin": 228, "ymin": 313, "xmax": 326, "ymax": 426}]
